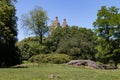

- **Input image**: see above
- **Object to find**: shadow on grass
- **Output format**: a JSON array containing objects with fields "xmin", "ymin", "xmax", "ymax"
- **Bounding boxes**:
[{"xmin": 10, "ymin": 64, "xmax": 29, "ymax": 68}]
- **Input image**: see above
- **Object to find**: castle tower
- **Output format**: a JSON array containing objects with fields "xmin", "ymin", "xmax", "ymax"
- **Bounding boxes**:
[
  {"xmin": 62, "ymin": 18, "xmax": 68, "ymax": 28},
  {"xmin": 53, "ymin": 16, "xmax": 60, "ymax": 29},
  {"xmin": 50, "ymin": 16, "xmax": 60, "ymax": 32}
]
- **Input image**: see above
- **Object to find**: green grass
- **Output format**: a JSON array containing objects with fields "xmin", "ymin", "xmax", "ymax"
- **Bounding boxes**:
[{"xmin": 0, "ymin": 63, "xmax": 120, "ymax": 80}]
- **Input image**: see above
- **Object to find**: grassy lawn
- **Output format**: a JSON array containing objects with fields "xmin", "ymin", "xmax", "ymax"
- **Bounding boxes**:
[{"xmin": 0, "ymin": 63, "xmax": 120, "ymax": 80}]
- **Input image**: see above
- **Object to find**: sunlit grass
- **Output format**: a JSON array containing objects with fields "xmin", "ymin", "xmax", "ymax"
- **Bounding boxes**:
[{"xmin": 0, "ymin": 63, "xmax": 120, "ymax": 80}]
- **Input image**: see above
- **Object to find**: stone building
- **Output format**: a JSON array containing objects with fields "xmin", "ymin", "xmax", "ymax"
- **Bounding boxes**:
[
  {"xmin": 51, "ymin": 16, "xmax": 60, "ymax": 29},
  {"xmin": 62, "ymin": 18, "xmax": 68, "ymax": 28},
  {"xmin": 50, "ymin": 17, "xmax": 68, "ymax": 32},
  {"xmin": 50, "ymin": 16, "xmax": 68, "ymax": 32}
]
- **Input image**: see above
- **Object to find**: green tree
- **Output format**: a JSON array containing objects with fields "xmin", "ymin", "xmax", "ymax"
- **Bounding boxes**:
[
  {"xmin": 21, "ymin": 6, "xmax": 49, "ymax": 44},
  {"xmin": 46, "ymin": 27, "xmax": 65, "ymax": 52},
  {"xmin": 57, "ymin": 27, "xmax": 95, "ymax": 60},
  {"xmin": 47, "ymin": 26, "xmax": 95, "ymax": 60},
  {"xmin": 93, "ymin": 6, "xmax": 120, "ymax": 68},
  {"xmin": 16, "ymin": 36, "xmax": 49, "ymax": 60},
  {"xmin": 0, "ymin": 0, "xmax": 21, "ymax": 67}
]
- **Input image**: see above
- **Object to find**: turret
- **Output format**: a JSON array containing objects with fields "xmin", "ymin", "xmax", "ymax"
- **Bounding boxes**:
[
  {"xmin": 52, "ymin": 16, "xmax": 60, "ymax": 29},
  {"xmin": 62, "ymin": 18, "xmax": 68, "ymax": 28},
  {"xmin": 50, "ymin": 17, "xmax": 68, "ymax": 33}
]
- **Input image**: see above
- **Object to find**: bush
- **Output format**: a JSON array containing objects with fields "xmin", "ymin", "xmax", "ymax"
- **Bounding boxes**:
[{"xmin": 29, "ymin": 53, "xmax": 72, "ymax": 64}]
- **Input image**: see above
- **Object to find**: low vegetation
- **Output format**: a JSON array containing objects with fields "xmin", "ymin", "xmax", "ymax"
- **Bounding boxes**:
[{"xmin": 29, "ymin": 53, "xmax": 72, "ymax": 64}]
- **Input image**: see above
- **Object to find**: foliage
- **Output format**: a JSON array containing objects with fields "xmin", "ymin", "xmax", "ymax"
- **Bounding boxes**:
[
  {"xmin": 29, "ymin": 53, "xmax": 72, "ymax": 64},
  {"xmin": 47, "ymin": 26, "xmax": 96, "ymax": 60},
  {"xmin": 16, "ymin": 36, "xmax": 49, "ymax": 60},
  {"xmin": 93, "ymin": 6, "xmax": 120, "ymax": 68},
  {"xmin": 0, "ymin": 0, "xmax": 21, "ymax": 67},
  {"xmin": 21, "ymin": 6, "xmax": 49, "ymax": 44}
]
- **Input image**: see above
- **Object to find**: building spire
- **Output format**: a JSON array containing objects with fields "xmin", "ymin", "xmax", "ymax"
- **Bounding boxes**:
[
  {"xmin": 53, "ymin": 16, "xmax": 60, "ymax": 28},
  {"xmin": 62, "ymin": 18, "xmax": 68, "ymax": 28},
  {"xmin": 50, "ymin": 17, "xmax": 68, "ymax": 33}
]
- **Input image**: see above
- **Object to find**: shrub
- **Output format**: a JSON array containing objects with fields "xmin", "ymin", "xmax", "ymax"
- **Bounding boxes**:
[{"xmin": 29, "ymin": 53, "xmax": 72, "ymax": 64}]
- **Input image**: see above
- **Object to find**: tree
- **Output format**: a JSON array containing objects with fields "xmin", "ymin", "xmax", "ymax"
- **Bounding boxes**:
[
  {"xmin": 57, "ymin": 27, "xmax": 95, "ymax": 60},
  {"xmin": 0, "ymin": 0, "xmax": 21, "ymax": 67},
  {"xmin": 47, "ymin": 26, "xmax": 96, "ymax": 60},
  {"xmin": 46, "ymin": 27, "xmax": 65, "ymax": 52},
  {"xmin": 93, "ymin": 6, "xmax": 120, "ymax": 68},
  {"xmin": 21, "ymin": 6, "xmax": 49, "ymax": 44},
  {"xmin": 16, "ymin": 36, "xmax": 49, "ymax": 60}
]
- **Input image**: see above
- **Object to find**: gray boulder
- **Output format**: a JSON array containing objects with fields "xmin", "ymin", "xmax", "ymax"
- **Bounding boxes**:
[{"xmin": 67, "ymin": 60, "xmax": 114, "ymax": 69}]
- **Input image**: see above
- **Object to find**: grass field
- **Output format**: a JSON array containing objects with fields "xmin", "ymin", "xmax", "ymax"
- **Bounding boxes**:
[{"xmin": 0, "ymin": 63, "xmax": 120, "ymax": 80}]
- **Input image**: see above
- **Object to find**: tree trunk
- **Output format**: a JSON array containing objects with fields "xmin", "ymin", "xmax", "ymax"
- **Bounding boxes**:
[
  {"xmin": 114, "ymin": 61, "xmax": 118, "ymax": 69},
  {"xmin": 39, "ymin": 35, "xmax": 42, "ymax": 44}
]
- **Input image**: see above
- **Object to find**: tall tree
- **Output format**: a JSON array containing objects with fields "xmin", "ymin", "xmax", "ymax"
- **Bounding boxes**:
[
  {"xmin": 93, "ymin": 6, "xmax": 120, "ymax": 68},
  {"xmin": 0, "ymin": 0, "xmax": 21, "ymax": 67},
  {"xmin": 21, "ymin": 6, "xmax": 49, "ymax": 44}
]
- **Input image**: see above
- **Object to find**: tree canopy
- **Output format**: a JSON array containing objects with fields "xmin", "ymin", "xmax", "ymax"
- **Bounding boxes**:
[
  {"xmin": 21, "ymin": 6, "xmax": 49, "ymax": 44},
  {"xmin": 0, "ymin": 0, "xmax": 21, "ymax": 67},
  {"xmin": 47, "ymin": 26, "xmax": 96, "ymax": 60},
  {"xmin": 93, "ymin": 6, "xmax": 120, "ymax": 68}
]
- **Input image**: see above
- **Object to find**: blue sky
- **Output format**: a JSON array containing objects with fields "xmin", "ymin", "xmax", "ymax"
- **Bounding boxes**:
[{"xmin": 15, "ymin": 0, "xmax": 120, "ymax": 41}]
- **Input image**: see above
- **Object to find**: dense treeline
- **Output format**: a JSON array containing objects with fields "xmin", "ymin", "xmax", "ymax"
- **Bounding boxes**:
[
  {"xmin": 47, "ymin": 26, "xmax": 96, "ymax": 60},
  {"xmin": 16, "ymin": 26, "xmax": 96, "ymax": 62}
]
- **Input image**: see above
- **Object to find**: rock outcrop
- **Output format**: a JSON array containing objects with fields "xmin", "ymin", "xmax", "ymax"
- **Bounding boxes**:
[{"xmin": 67, "ymin": 60, "xmax": 115, "ymax": 69}]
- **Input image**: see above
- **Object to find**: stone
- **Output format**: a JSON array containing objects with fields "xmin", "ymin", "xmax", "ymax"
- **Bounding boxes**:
[{"xmin": 67, "ymin": 60, "xmax": 113, "ymax": 69}]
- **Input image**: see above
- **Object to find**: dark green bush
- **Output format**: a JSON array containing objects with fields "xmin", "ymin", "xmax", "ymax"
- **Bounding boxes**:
[{"xmin": 29, "ymin": 53, "xmax": 72, "ymax": 64}]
